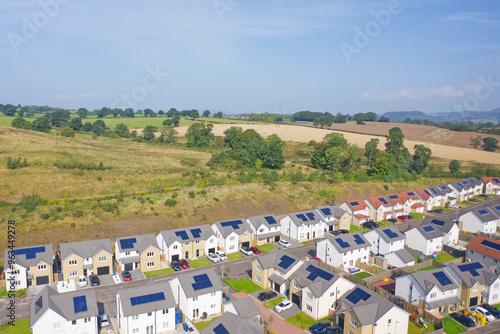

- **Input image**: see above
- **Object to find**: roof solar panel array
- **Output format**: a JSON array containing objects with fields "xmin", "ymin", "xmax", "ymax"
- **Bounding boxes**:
[
  {"xmin": 14, "ymin": 246, "xmax": 46, "ymax": 260},
  {"xmin": 379, "ymin": 197, "xmax": 388, "ymax": 205},
  {"xmin": 481, "ymin": 240, "xmax": 500, "ymax": 251},
  {"xmin": 407, "ymin": 192, "xmax": 415, "ymax": 196},
  {"xmin": 353, "ymin": 234, "xmax": 365, "ymax": 245},
  {"xmin": 192, "ymin": 273, "xmax": 213, "ymax": 291},
  {"xmin": 320, "ymin": 208, "xmax": 332, "ymax": 216},
  {"xmin": 431, "ymin": 220, "xmax": 445, "ymax": 226},
  {"xmin": 220, "ymin": 220, "xmax": 244, "ymax": 229},
  {"xmin": 306, "ymin": 212, "xmax": 315, "ymax": 220},
  {"xmin": 388, "ymin": 195, "xmax": 398, "ymax": 200},
  {"xmin": 305, "ymin": 265, "xmax": 334, "ymax": 281},
  {"xmin": 423, "ymin": 226, "xmax": 434, "ymax": 232},
  {"xmin": 335, "ymin": 238, "xmax": 350, "ymax": 249},
  {"xmin": 350, "ymin": 201, "xmax": 359, "ymax": 206},
  {"xmin": 478, "ymin": 209, "xmax": 489, "ymax": 215},
  {"xmin": 130, "ymin": 292, "xmax": 166, "ymax": 306},
  {"xmin": 424, "ymin": 190, "xmax": 431, "ymax": 196},
  {"xmin": 277, "ymin": 255, "xmax": 295, "ymax": 270},
  {"xmin": 213, "ymin": 324, "xmax": 230, "ymax": 334},
  {"xmin": 119, "ymin": 238, "xmax": 137, "ymax": 250},
  {"xmin": 345, "ymin": 287, "xmax": 371, "ymax": 304},
  {"xmin": 458, "ymin": 262, "xmax": 483, "ymax": 277},
  {"xmin": 190, "ymin": 228, "xmax": 202, "ymax": 238},
  {"xmin": 432, "ymin": 272, "xmax": 452, "ymax": 286},
  {"xmin": 73, "ymin": 296, "xmax": 88, "ymax": 313},
  {"xmin": 175, "ymin": 231, "xmax": 189, "ymax": 240},
  {"xmin": 382, "ymin": 228, "xmax": 399, "ymax": 239},
  {"xmin": 264, "ymin": 216, "xmax": 278, "ymax": 225}
]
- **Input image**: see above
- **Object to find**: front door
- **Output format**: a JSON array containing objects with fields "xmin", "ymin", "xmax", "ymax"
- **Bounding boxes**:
[
  {"xmin": 196, "ymin": 249, "xmax": 200, "ymax": 257},
  {"xmin": 274, "ymin": 282, "xmax": 280, "ymax": 292},
  {"xmin": 275, "ymin": 236, "xmax": 280, "ymax": 242},
  {"xmin": 193, "ymin": 309, "xmax": 199, "ymax": 318},
  {"xmin": 146, "ymin": 325, "xmax": 153, "ymax": 334},
  {"xmin": 185, "ymin": 251, "xmax": 189, "ymax": 259},
  {"xmin": 307, "ymin": 233, "xmax": 310, "ymax": 239},
  {"xmin": 313, "ymin": 231, "xmax": 316, "ymax": 238}
]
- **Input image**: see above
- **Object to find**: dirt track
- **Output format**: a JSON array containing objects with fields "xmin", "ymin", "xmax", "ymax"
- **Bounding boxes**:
[{"xmin": 176, "ymin": 123, "xmax": 500, "ymax": 165}]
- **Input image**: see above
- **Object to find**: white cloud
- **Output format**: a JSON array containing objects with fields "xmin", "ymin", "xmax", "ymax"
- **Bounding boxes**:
[
  {"xmin": 55, "ymin": 93, "xmax": 113, "ymax": 100},
  {"xmin": 361, "ymin": 85, "xmax": 466, "ymax": 100},
  {"xmin": 439, "ymin": 12, "xmax": 500, "ymax": 26}
]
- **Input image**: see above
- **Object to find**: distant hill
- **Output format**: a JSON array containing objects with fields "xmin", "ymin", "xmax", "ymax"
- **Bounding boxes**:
[{"xmin": 381, "ymin": 108, "xmax": 500, "ymax": 123}]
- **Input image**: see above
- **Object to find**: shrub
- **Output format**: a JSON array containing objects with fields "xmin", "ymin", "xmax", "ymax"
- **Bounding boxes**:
[
  {"xmin": 18, "ymin": 194, "xmax": 42, "ymax": 212},
  {"xmin": 383, "ymin": 185, "xmax": 389, "ymax": 190},
  {"xmin": 165, "ymin": 199, "xmax": 177, "ymax": 207},
  {"xmin": 60, "ymin": 127, "xmax": 75, "ymax": 138},
  {"xmin": 73, "ymin": 210, "xmax": 83, "ymax": 217},
  {"xmin": 188, "ymin": 191, "xmax": 196, "ymax": 198},
  {"xmin": 6, "ymin": 157, "xmax": 28, "ymax": 170},
  {"xmin": 213, "ymin": 197, "xmax": 220, "ymax": 202},
  {"xmin": 200, "ymin": 190, "xmax": 207, "ymax": 195},
  {"xmin": 56, "ymin": 207, "xmax": 62, "ymax": 213},
  {"xmin": 171, "ymin": 192, "xmax": 178, "ymax": 198},
  {"xmin": 97, "ymin": 176, "xmax": 102, "ymax": 181},
  {"xmin": 40, "ymin": 213, "xmax": 50, "ymax": 219}
]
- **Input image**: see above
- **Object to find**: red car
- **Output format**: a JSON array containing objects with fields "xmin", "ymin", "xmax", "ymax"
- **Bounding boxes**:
[
  {"xmin": 178, "ymin": 259, "xmax": 190, "ymax": 269},
  {"xmin": 310, "ymin": 257, "xmax": 322, "ymax": 262},
  {"xmin": 397, "ymin": 215, "xmax": 410, "ymax": 221},
  {"xmin": 249, "ymin": 247, "xmax": 261, "ymax": 254},
  {"xmin": 122, "ymin": 271, "xmax": 132, "ymax": 281}
]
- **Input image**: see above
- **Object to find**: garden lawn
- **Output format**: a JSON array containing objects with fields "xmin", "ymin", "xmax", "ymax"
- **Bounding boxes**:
[
  {"xmin": 144, "ymin": 268, "xmax": 174, "ymax": 278},
  {"xmin": 286, "ymin": 313, "xmax": 330, "ymax": 330},
  {"xmin": 442, "ymin": 317, "xmax": 467, "ymax": 334},
  {"xmin": 495, "ymin": 303, "xmax": 500, "ymax": 311},
  {"xmin": 189, "ymin": 258, "xmax": 212, "ymax": 268},
  {"xmin": 223, "ymin": 278, "xmax": 261, "ymax": 294},
  {"xmin": 457, "ymin": 201, "xmax": 473, "ymax": 206},
  {"xmin": 410, "ymin": 265, "xmax": 437, "ymax": 274},
  {"xmin": 194, "ymin": 317, "xmax": 219, "ymax": 331},
  {"xmin": 227, "ymin": 252, "xmax": 245, "ymax": 261},
  {"xmin": 0, "ymin": 288, "xmax": 26, "ymax": 297},
  {"xmin": 265, "ymin": 296, "xmax": 285, "ymax": 308},
  {"xmin": 410, "ymin": 213, "xmax": 426, "ymax": 220},
  {"xmin": 0, "ymin": 319, "xmax": 31, "ymax": 334},
  {"xmin": 354, "ymin": 272, "xmax": 372, "ymax": 279},
  {"xmin": 433, "ymin": 206, "xmax": 454, "ymax": 212},
  {"xmin": 407, "ymin": 320, "xmax": 435, "ymax": 334},
  {"xmin": 436, "ymin": 252, "xmax": 459, "ymax": 263},
  {"xmin": 258, "ymin": 244, "xmax": 277, "ymax": 253}
]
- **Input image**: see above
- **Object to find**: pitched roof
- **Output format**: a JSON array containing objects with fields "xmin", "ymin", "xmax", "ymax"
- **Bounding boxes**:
[
  {"xmin": 173, "ymin": 268, "xmax": 223, "ymax": 298},
  {"xmin": 469, "ymin": 207, "xmax": 500, "ymax": 223},
  {"xmin": 116, "ymin": 280, "xmax": 176, "ymax": 317},
  {"xmin": 385, "ymin": 193, "xmax": 406, "ymax": 206},
  {"xmin": 466, "ymin": 235, "xmax": 500, "ymax": 261},
  {"xmin": 115, "ymin": 234, "xmax": 159, "ymax": 254},
  {"xmin": 393, "ymin": 248, "xmax": 415, "ymax": 264},
  {"xmin": 60, "ymin": 239, "xmax": 112, "ymax": 262},
  {"xmin": 345, "ymin": 199, "xmax": 367, "ymax": 211},
  {"xmin": 427, "ymin": 186, "xmax": 446, "ymax": 197},
  {"xmin": 404, "ymin": 191, "xmax": 421, "ymax": 201},
  {"xmin": 286, "ymin": 210, "xmax": 323, "ymax": 227},
  {"xmin": 30, "ymin": 286, "xmax": 98, "ymax": 328},
  {"xmin": 365, "ymin": 196, "xmax": 392, "ymax": 209},
  {"xmin": 231, "ymin": 297, "xmax": 261, "ymax": 319},
  {"xmin": 446, "ymin": 261, "xmax": 498, "ymax": 288},
  {"xmin": 341, "ymin": 285, "xmax": 404, "ymax": 326},
  {"xmin": 213, "ymin": 219, "xmax": 253, "ymax": 238},
  {"xmin": 201, "ymin": 312, "xmax": 263, "ymax": 334},
  {"xmin": 289, "ymin": 262, "xmax": 342, "ymax": 297},
  {"xmin": 372, "ymin": 225, "xmax": 405, "ymax": 243},
  {"xmin": 416, "ymin": 189, "xmax": 433, "ymax": 200},
  {"xmin": 158, "ymin": 224, "xmax": 215, "ymax": 246},
  {"xmin": 315, "ymin": 205, "xmax": 348, "ymax": 219},
  {"xmin": 4, "ymin": 244, "xmax": 52, "ymax": 269},
  {"xmin": 246, "ymin": 214, "xmax": 280, "ymax": 229},
  {"xmin": 438, "ymin": 184, "xmax": 453, "ymax": 195},
  {"xmin": 325, "ymin": 232, "xmax": 370, "ymax": 253},
  {"xmin": 409, "ymin": 224, "xmax": 444, "ymax": 240},
  {"xmin": 481, "ymin": 177, "xmax": 500, "ymax": 186},
  {"xmin": 424, "ymin": 217, "xmax": 458, "ymax": 233},
  {"xmin": 411, "ymin": 268, "xmax": 460, "ymax": 294},
  {"xmin": 253, "ymin": 248, "xmax": 301, "ymax": 273}
]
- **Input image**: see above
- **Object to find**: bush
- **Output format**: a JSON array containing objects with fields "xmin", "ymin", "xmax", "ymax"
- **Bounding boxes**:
[
  {"xmin": 213, "ymin": 197, "xmax": 220, "ymax": 202},
  {"xmin": 200, "ymin": 190, "xmax": 207, "ymax": 195},
  {"xmin": 188, "ymin": 191, "xmax": 196, "ymax": 198},
  {"xmin": 53, "ymin": 160, "xmax": 108, "ymax": 171},
  {"xmin": 6, "ymin": 157, "xmax": 28, "ymax": 170},
  {"xmin": 60, "ymin": 127, "xmax": 75, "ymax": 138},
  {"xmin": 40, "ymin": 213, "xmax": 50, "ymax": 219},
  {"xmin": 171, "ymin": 192, "xmax": 178, "ymax": 198},
  {"xmin": 165, "ymin": 199, "xmax": 177, "ymax": 207},
  {"xmin": 18, "ymin": 194, "xmax": 42, "ymax": 212},
  {"xmin": 73, "ymin": 210, "xmax": 83, "ymax": 217}
]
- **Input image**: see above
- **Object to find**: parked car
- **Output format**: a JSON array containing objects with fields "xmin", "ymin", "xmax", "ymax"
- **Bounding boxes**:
[
  {"xmin": 274, "ymin": 299, "xmax": 292, "ymax": 313},
  {"xmin": 387, "ymin": 218, "xmax": 398, "ymax": 223},
  {"xmin": 278, "ymin": 239, "xmax": 291, "ymax": 248},
  {"xmin": 338, "ymin": 229, "xmax": 349, "ymax": 234},
  {"xmin": 310, "ymin": 257, "xmax": 322, "ymax": 262},
  {"xmin": 78, "ymin": 275, "xmax": 87, "ymax": 288},
  {"xmin": 207, "ymin": 253, "xmax": 220, "ymax": 263},
  {"xmin": 171, "ymin": 261, "xmax": 182, "ymax": 271},
  {"xmin": 450, "ymin": 312, "xmax": 475, "ymax": 327},
  {"xmin": 479, "ymin": 194, "xmax": 490, "ymax": 198},
  {"xmin": 470, "ymin": 198, "xmax": 479, "ymax": 202},
  {"xmin": 433, "ymin": 209, "xmax": 443, "ymax": 214},
  {"xmin": 362, "ymin": 221, "xmax": 376, "ymax": 229},
  {"xmin": 331, "ymin": 230, "xmax": 342, "ymax": 236},
  {"xmin": 397, "ymin": 215, "xmax": 412, "ymax": 221},
  {"xmin": 481, "ymin": 304, "xmax": 500, "ymax": 318},
  {"xmin": 216, "ymin": 250, "xmax": 228, "ymax": 261},
  {"xmin": 257, "ymin": 291, "xmax": 277, "ymax": 301},
  {"xmin": 98, "ymin": 314, "xmax": 110, "ymax": 327},
  {"xmin": 249, "ymin": 247, "xmax": 261, "ymax": 255},
  {"xmin": 309, "ymin": 321, "xmax": 331, "ymax": 333},
  {"xmin": 90, "ymin": 275, "xmax": 100, "ymax": 286},
  {"xmin": 178, "ymin": 259, "xmax": 190, "ymax": 269},
  {"xmin": 371, "ymin": 221, "xmax": 380, "ymax": 228},
  {"xmin": 449, "ymin": 204, "xmax": 458, "ymax": 209},
  {"xmin": 122, "ymin": 271, "xmax": 132, "ymax": 281},
  {"xmin": 475, "ymin": 306, "xmax": 495, "ymax": 322},
  {"xmin": 320, "ymin": 326, "xmax": 341, "ymax": 334},
  {"xmin": 240, "ymin": 247, "xmax": 253, "ymax": 256}
]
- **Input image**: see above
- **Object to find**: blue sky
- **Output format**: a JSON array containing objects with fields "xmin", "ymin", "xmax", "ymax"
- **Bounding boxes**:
[{"xmin": 1, "ymin": 0, "xmax": 499, "ymax": 115}]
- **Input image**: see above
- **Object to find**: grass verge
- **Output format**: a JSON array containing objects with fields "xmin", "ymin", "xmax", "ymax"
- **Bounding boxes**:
[
  {"xmin": 433, "ymin": 206, "xmax": 454, "ymax": 212},
  {"xmin": 194, "ymin": 317, "xmax": 219, "ymax": 331},
  {"xmin": 442, "ymin": 317, "xmax": 467, "ymax": 334},
  {"xmin": 258, "ymin": 244, "xmax": 278, "ymax": 253},
  {"xmin": 265, "ymin": 296, "xmax": 285, "ymax": 309},
  {"xmin": 0, "ymin": 288, "xmax": 26, "ymax": 297},
  {"xmin": 227, "ymin": 252, "xmax": 245, "ymax": 261},
  {"xmin": 188, "ymin": 258, "xmax": 212, "ymax": 268},
  {"xmin": 223, "ymin": 277, "xmax": 261, "ymax": 294},
  {"xmin": 410, "ymin": 213, "xmax": 426, "ymax": 220},
  {"xmin": 144, "ymin": 268, "xmax": 174, "ymax": 278},
  {"xmin": 435, "ymin": 252, "xmax": 459, "ymax": 263},
  {"xmin": 285, "ymin": 313, "xmax": 330, "ymax": 330},
  {"xmin": 0, "ymin": 319, "xmax": 31, "ymax": 333}
]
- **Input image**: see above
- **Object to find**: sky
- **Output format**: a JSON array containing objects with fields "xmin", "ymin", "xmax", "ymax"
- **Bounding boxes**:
[{"xmin": 1, "ymin": 0, "xmax": 499, "ymax": 115}]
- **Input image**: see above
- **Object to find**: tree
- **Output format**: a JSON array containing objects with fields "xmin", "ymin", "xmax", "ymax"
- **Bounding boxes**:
[
  {"xmin": 157, "ymin": 110, "xmax": 164, "ymax": 115},
  {"xmin": 482, "ymin": 137, "xmax": 499, "ymax": 152},
  {"xmin": 311, "ymin": 133, "xmax": 363, "ymax": 175},
  {"xmin": 316, "ymin": 116, "xmax": 333, "ymax": 128},
  {"xmin": 189, "ymin": 110, "xmax": 200, "ymax": 119},
  {"xmin": 82, "ymin": 122, "xmax": 93, "ymax": 132},
  {"xmin": 77, "ymin": 108, "xmax": 88, "ymax": 118},
  {"xmin": 68, "ymin": 117, "xmax": 83, "ymax": 131},
  {"xmin": 262, "ymin": 135, "xmax": 285, "ymax": 169},
  {"xmin": 97, "ymin": 107, "xmax": 109, "ymax": 118},
  {"xmin": 32, "ymin": 117, "xmax": 52, "ymax": 133},
  {"xmin": 167, "ymin": 108, "xmax": 180, "ymax": 117},
  {"xmin": 214, "ymin": 111, "xmax": 223, "ymax": 118},
  {"xmin": 122, "ymin": 108, "xmax": 135, "ymax": 118},
  {"xmin": 18, "ymin": 106, "xmax": 28, "ymax": 116},
  {"xmin": 470, "ymin": 135, "xmax": 483, "ymax": 149},
  {"xmin": 11, "ymin": 117, "xmax": 32, "ymax": 130},
  {"xmin": 91, "ymin": 120, "xmax": 106, "ymax": 136},
  {"xmin": 385, "ymin": 127, "xmax": 408, "ymax": 156},
  {"xmin": 163, "ymin": 115, "xmax": 180, "ymax": 127},
  {"xmin": 144, "ymin": 108, "xmax": 155, "ymax": 117},
  {"xmin": 410, "ymin": 144, "xmax": 432, "ymax": 174},
  {"xmin": 223, "ymin": 126, "xmax": 243, "ymax": 148},
  {"xmin": 202, "ymin": 110, "xmax": 211, "ymax": 117},
  {"xmin": 449, "ymin": 160, "xmax": 460, "ymax": 174},
  {"xmin": 114, "ymin": 123, "xmax": 130, "ymax": 138},
  {"xmin": 45, "ymin": 109, "xmax": 70, "ymax": 127},
  {"xmin": 364, "ymin": 138, "xmax": 380, "ymax": 167},
  {"xmin": 369, "ymin": 152, "xmax": 391, "ymax": 176},
  {"xmin": 60, "ymin": 127, "xmax": 75, "ymax": 138},
  {"xmin": 334, "ymin": 113, "xmax": 346, "ymax": 123},
  {"xmin": 142, "ymin": 125, "xmax": 158, "ymax": 141},
  {"xmin": 379, "ymin": 115, "xmax": 390, "ymax": 122},
  {"xmin": 354, "ymin": 113, "xmax": 365, "ymax": 124},
  {"xmin": 2, "ymin": 104, "xmax": 17, "ymax": 116},
  {"xmin": 186, "ymin": 123, "xmax": 214, "ymax": 147},
  {"xmin": 364, "ymin": 112, "xmax": 378, "ymax": 121},
  {"xmin": 158, "ymin": 127, "xmax": 178, "ymax": 143}
]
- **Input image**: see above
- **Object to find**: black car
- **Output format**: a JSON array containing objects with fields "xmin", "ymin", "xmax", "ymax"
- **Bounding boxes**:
[
  {"xmin": 371, "ymin": 222, "xmax": 380, "ymax": 228},
  {"xmin": 433, "ymin": 209, "xmax": 443, "ymax": 214},
  {"xmin": 90, "ymin": 275, "xmax": 100, "ymax": 286},
  {"xmin": 387, "ymin": 218, "xmax": 398, "ymax": 223},
  {"xmin": 257, "ymin": 291, "xmax": 277, "ymax": 301},
  {"xmin": 481, "ymin": 303, "xmax": 500, "ymax": 318},
  {"xmin": 171, "ymin": 262, "xmax": 182, "ymax": 271},
  {"xmin": 309, "ymin": 321, "xmax": 331, "ymax": 334},
  {"xmin": 320, "ymin": 325, "xmax": 341, "ymax": 334},
  {"xmin": 331, "ymin": 230, "xmax": 342, "ymax": 236},
  {"xmin": 479, "ymin": 194, "xmax": 490, "ymax": 198},
  {"xmin": 362, "ymin": 221, "xmax": 376, "ymax": 229},
  {"xmin": 471, "ymin": 198, "xmax": 479, "ymax": 202},
  {"xmin": 450, "ymin": 313, "xmax": 474, "ymax": 327},
  {"xmin": 338, "ymin": 229, "xmax": 349, "ymax": 234}
]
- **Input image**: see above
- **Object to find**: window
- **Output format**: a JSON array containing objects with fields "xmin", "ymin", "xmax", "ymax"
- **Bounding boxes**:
[
  {"xmin": 132, "ymin": 329, "xmax": 139, "ymax": 334},
  {"xmin": 173, "ymin": 245, "xmax": 178, "ymax": 250},
  {"xmin": 38, "ymin": 264, "xmax": 46, "ymax": 270},
  {"xmin": 147, "ymin": 262, "xmax": 155, "ymax": 268},
  {"xmin": 163, "ymin": 322, "xmax": 169, "ymax": 328},
  {"xmin": 259, "ymin": 228, "xmax": 264, "ymax": 233},
  {"xmin": 256, "ymin": 276, "xmax": 261, "ymax": 283},
  {"xmin": 293, "ymin": 281, "xmax": 299, "ymax": 289},
  {"xmin": 494, "ymin": 259, "xmax": 498, "ymax": 263},
  {"xmin": 494, "ymin": 283, "xmax": 499, "ymax": 289},
  {"xmin": 147, "ymin": 252, "xmax": 154, "ymax": 257},
  {"xmin": 84, "ymin": 318, "xmax": 90, "ymax": 323},
  {"xmin": 185, "ymin": 243, "xmax": 189, "ymax": 246},
  {"xmin": 99, "ymin": 256, "xmax": 106, "ymax": 262},
  {"xmin": 148, "ymin": 312, "xmax": 152, "ymax": 317},
  {"xmin": 244, "ymin": 232, "xmax": 249, "ymax": 237},
  {"xmin": 483, "ymin": 255, "xmax": 486, "ymax": 259},
  {"xmin": 349, "ymin": 331, "xmax": 354, "ymax": 334},
  {"xmin": 330, "ymin": 292, "xmax": 335, "ymax": 297},
  {"xmin": 195, "ymin": 241, "xmax": 200, "ymax": 244},
  {"xmin": 306, "ymin": 304, "xmax": 312, "ymax": 312},
  {"xmin": 306, "ymin": 292, "xmax": 313, "ymax": 300},
  {"xmin": 132, "ymin": 315, "xmax": 139, "ymax": 320},
  {"xmin": 430, "ymin": 292, "xmax": 436, "ymax": 299},
  {"xmin": 193, "ymin": 296, "xmax": 198, "ymax": 301},
  {"xmin": 256, "ymin": 265, "xmax": 261, "ymax": 272},
  {"xmin": 469, "ymin": 250, "xmax": 473, "ymax": 254},
  {"xmin": 53, "ymin": 322, "xmax": 61, "ymax": 329},
  {"xmin": 211, "ymin": 292, "xmax": 216, "ymax": 297},
  {"xmin": 230, "ymin": 236, "xmax": 236, "ymax": 241},
  {"xmin": 473, "ymin": 284, "xmax": 478, "ymax": 291},
  {"xmin": 229, "ymin": 245, "xmax": 235, "ymax": 250},
  {"xmin": 69, "ymin": 270, "xmax": 78, "ymax": 277},
  {"xmin": 72, "ymin": 320, "xmax": 77, "ymax": 325},
  {"xmin": 211, "ymin": 304, "xmax": 216, "ymax": 308},
  {"xmin": 125, "ymin": 252, "xmax": 130, "ymax": 256},
  {"xmin": 349, "ymin": 318, "xmax": 357, "ymax": 327},
  {"xmin": 69, "ymin": 260, "xmax": 77, "ymax": 266},
  {"xmin": 388, "ymin": 319, "xmax": 392, "ymax": 324},
  {"xmin": 163, "ymin": 309, "xmax": 169, "ymax": 314},
  {"xmin": 493, "ymin": 294, "xmax": 498, "ymax": 300}
]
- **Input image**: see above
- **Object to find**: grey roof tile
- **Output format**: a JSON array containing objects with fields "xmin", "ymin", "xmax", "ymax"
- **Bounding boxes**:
[
  {"xmin": 60, "ymin": 239, "xmax": 112, "ymax": 262},
  {"xmin": 115, "ymin": 234, "xmax": 159, "ymax": 253},
  {"xmin": 4, "ymin": 244, "xmax": 52, "ymax": 269},
  {"xmin": 116, "ymin": 280, "xmax": 176, "ymax": 317},
  {"xmin": 173, "ymin": 268, "xmax": 223, "ymax": 298},
  {"xmin": 325, "ymin": 232, "xmax": 370, "ymax": 253},
  {"xmin": 158, "ymin": 224, "xmax": 215, "ymax": 246}
]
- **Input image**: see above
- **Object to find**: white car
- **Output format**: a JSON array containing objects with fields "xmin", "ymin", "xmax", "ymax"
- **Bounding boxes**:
[
  {"xmin": 278, "ymin": 239, "xmax": 291, "ymax": 248},
  {"xmin": 475, "ymin": 306, "xmax": 495, "ymax": 322},
  {"xmin": 274, "ymin": 300, "xmax": 292, "ymax": 313},
  {"xmin": 240, "ymin": 247, "xmax": 253, "ymax": 256},
  {"xmin": 78, "ymin": 275, "xmax": 88, "ymax": 288},
  {"xmin": 98, "ymin": 314, "xmax": 110, "ymax": 327},
  {"xmin": 207, "ymin": 253, "xmax": 220, "ymax": 263},
  {"xmin": 216, "ymin": 250, "xmax": 228, "ymax": 261},
  {"xmin": 449, "ymin": 204, "xmax": 458, "ymax": 209}
]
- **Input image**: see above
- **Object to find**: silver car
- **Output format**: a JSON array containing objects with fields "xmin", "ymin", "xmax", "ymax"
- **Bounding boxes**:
[
  {"xmin": 207, "ymin": 253, "xmax": 220, "ymax": 263},
  {"xmin": 216, "ymin": 250, "xmax": 228, "ymax": 261}
]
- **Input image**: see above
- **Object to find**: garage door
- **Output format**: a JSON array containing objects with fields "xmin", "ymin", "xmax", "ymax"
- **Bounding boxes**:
[
  {"xmin": 242, "ymin": 241, "xmax": 250, "ymax": 248},
  {"xmin": 124, "ymin": 263, "xmax": 133, "ymax": 271},
  {"xmin": 171, "ymin": 254, "xmax": 179, "ymax": 262},
  {"xmin": 292, "ymin": 293, "xmax": 301, "ymax": 307},
  {"xmin": 274, "ymin": 236, "xmax": 280, "ymax": 242},
  {"xmin": 36, "ymin": 276, "xmax": 49, "ymax": 285},
  {"xmin": 97, "ymin": 266, "xmax": 109, "ymax": 275},
  {"xmin": 208, "ymin": 248, "xmax": 215, "ymax": 254},
  {"xmin": 470, "ymin": 297, "xmax": 478, "ymax": 307}
]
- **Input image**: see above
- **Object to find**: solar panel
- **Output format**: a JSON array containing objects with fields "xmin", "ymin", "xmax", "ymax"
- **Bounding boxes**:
[
  {"xmin": 277, "ymin": 255, "xmax": 295, "ymax": 270},
  {"xmin": 320, "ymin": 208, "xmax": 332, "ymax": 216},
  {"xmin": 424, "ymin": 190, "xmax": 431, "ymax": 196},
  {"xmin": 130, "ymin": 292, "xmax": 166, "ymax": 306},
  {"xmin": 220, "ymin": 220, "xmax": 244, "ymax": 229},
  {"xmin": 192, "ymin": 274, "xmax": 213, "ymax": 291},
  {"xmin": 494, "ymin": 178, "xmax": 500, "ymax": 183},
  {"xmin": 431, "ymin": 220, "xmax": 445, "ymax": 226},
  {"xmin": 495, "ymin": 205, "xmax": 500, "ymax": 211},
  {"xmin": 481, "ymin": 240, "xmax": 500, "ymax": 251},
  {"xmin": 350, "ymin": 201, "xmax": 359, "ymax": 206},
  {"xmin": 382, "ymin": 228, "xmax": 399, "ymax": 239},
  {"xmin": 345, "ymin": 287, "xmax": 371, "ymax": 304},
  {"xmin": 423, "ymin": 226, "xmax": 434, "ymax": 232},
  {"xmin": 441, "ymin": 186, "xmax": 448, "ymax": 190},
  {"xmin": 353, "ymin": 234, "xmax": 365, "ymax": 245},
  {"xmin": 119, "ymin": 238, "xmax": 137, "ymax": 250},
  {"xmin": 458, "ymin": 262, "xmax": 483, "ymax": 277},
  {"xmin": 469, "ymin": 179, "xmax": 476, "ymax": 184},
  {"xmin": 296, "ymin": 214, "xmax": 308, "ymax": 222},
  {"xmin": 264, "ymin": 216, "xmax": 278, "ymax": 225},
  {"xmin": 175, "ymin": 231, "xmax": 189, "ymax": 240},
  {"xmin": 407, "ymin": 192, "xmax": 415, "ymax": 196},
  {"xmin": 430, "ymin": 188, "xmax": 437, "ymax": 194},
  {"xmin": 457, "ymin": 182, "xmax": 464, "ymax": 187},
  {"xmin": 478, "ymin": 209, "xmax": 489, "ymax": 215},
  {"xmin": 433, "ymin": 272, "xmax": 452, "ymax": 286},
  {"xmin": 335, "ymin": 238, "xmax": 350, "ymax": 249},
  {"xmin": 73, "ymin": 296, "xmax": 88, "ymax": 313},
  {"xmin": 213, "ymin": 324, "xmax": 230, "ymax": 334},
  {"xmin": 190, "ymin": 228, "xmax": 202, "ymax": 238},
  {"xmin": 15, "ymin": 246, "xmax": 46, "ymax": 260},
  {"xmin": 379, "ymin": 197, "xmax": 388, "ymax": 205},
  {"xmin": 305, "ymin": 265, "xmax": 333, "ymax": 281},
  {"xmin": 306, "ymin": 212, "xmax": 316, "ymax": 221},
  {"xmin": 388, "ymin": 195, "xmax": 398, "ymax": 200}
]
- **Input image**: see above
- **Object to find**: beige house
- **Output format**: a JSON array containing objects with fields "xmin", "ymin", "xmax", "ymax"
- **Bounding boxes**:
[
  {"xmin": 156, "ymin": 225, "xmax": 218, "ymax": 262},
  {"xmin": 3, "ymin": 244, "xmax": 53, "ymax": 290},
  {"xmin": 60, "ymin": 239, "xmax": 113, "ymax": 281},
  {"xmin": 315, "ymin": 205, "xmax": 351, "ymax": 232},
  {"xmin": 251, "ymin": 248, "xmax": 302, "ymax": 293},
  {"xmin": 115, "ymin": 234, "xmax": 161, "ymax": 272},
  {"xmin": 212, "ymin": 219, "xmax": 256, "ymax": 254}
]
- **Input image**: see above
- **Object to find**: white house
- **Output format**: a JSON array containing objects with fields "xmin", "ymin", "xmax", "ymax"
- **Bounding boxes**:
[
  {"xmin": 115, "ymin": 234, "xmax": 161, "ymax": 272},
  {"xmin": 364, "ymin": 196, "xmax": 394, "ymax": 222},
  {"xmin": 156, "ymin": 225, "xmax": 218, "ymax": 262},
  {"xmin": 340, "ymin": 199, "xmax": 371, "ymax": 225},
  {"xmin": 363, "ymin": 225, "xmax": 405, "ymax": 255},
  {"xmin": 461, "ymin": 177, "xmax": 483, "ymax": 196},
  {"xmin": 279, "ymin": 210, "xmax": 326, "ymax": 242},
  {"xmin": 404, "ymin": 224, "xmax": 444, "ymax": 256},
  {"xmin": 481, "ymin": 177, "xmax": 500, "ymax": 195},
  {"xmin": 337, "ymin": 285, "xmax": 409, "ymax": 334},
  {"xmin": 212, "ymin": 218, "xmax": 255, "ymax": 253},
  {"xmin": 439, "ymin": 184, "xmax": 457, "ymax": 205},
  {"xmin": 424, "ymin": 218, "xmax": 460, "ymax": 246},
  {"xmin": 169, "ymin": 268, "xmax": 223, "ymax": 320},
  {"xmin": 3, "ymin": 244, "xmax": 53, "ymax": 291},
  {"xmin": 201, "ymin": 311, "xmax": 263, "ymax": 334},
  {"xmin": 116, "ymin": 280, "xmax": 176, "ymax": 334},
  {"xmin": 460, "ymin": 207, "xmax": 499, "ymax": 234},
  {"xmin": 404, "ymin": 190, "xmax": 426, "ymax": 213},
  {"xmin": 246, "ymin": 214, "xmax": 281, "ymax": 245},
  {"xmin": 315, "ymin": 205, "xmax": 351, "ymax": 232},
  {"xmin": 395, "ymin": 268, "xmax": 461, "ymax": 313},
  {"xmin": 30, "ymin": 286, "xmax": 98, "ymax": 334},
  {"xmin": 385, "ymin": 193, "xmax": 410, "ymax": 217},
  {"xmin": 427, "ymin": 186, "xmax": 446, "ymax": 207},
  {"xmin": 415, "ymin": 189, "xmax": 434, "ymax": 211},
  {"xmin": 448, "ymin": 181, "xmax": 469, "ymax": 202},
  {"xmin": 466, "ymin": 236, "xmax": 500, "ymax": 274},
  {"xmin": 316, "ymin": 232, "xmax": 370, "ymax": 268}
]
